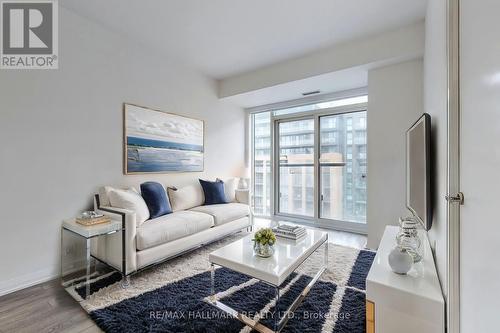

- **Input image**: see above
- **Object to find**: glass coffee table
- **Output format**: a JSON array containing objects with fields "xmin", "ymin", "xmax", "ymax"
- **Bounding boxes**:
[{"xmin": 208, "ymin": 228, "xmax": 328, "ymax": 333}]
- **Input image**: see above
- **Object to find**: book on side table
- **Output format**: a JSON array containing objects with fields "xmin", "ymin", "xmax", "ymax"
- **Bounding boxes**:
[{"xmin": 76, "ymin": 211, "xmax": 111, "ymax": 226}]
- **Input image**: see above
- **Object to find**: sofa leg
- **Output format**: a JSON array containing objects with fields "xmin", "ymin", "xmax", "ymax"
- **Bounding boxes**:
[{"xmin": 121, "ymin": 275, "xmax": 130, "ymax": 288}]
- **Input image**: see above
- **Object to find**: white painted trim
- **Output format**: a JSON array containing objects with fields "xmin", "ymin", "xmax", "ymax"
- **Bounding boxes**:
[
  {"xmin": 446, "ymin": 0, "xmax": 460, "ymax": 332},
  {"xmin": 245, "ymin": 87, "xmax": 367, "ymax": 114},
  {"xmin": 0, "ymin": 266, "xmax": 59, "ymax": 297}
]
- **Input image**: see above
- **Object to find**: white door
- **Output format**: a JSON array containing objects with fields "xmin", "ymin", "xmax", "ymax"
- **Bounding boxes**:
[{"xmin": 460, "ymin": 1, "xmax": 500, "ymax": 331}]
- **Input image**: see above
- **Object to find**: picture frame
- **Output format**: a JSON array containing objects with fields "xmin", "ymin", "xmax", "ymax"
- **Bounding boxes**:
[{"xmin": 123, "ymin": 103, "xmax": 204, "ymax": 174}]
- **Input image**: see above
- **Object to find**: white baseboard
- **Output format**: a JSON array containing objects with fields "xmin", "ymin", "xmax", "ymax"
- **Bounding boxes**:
[{"xmin": 0, "ymin": 267, "xmax": 59, "ymax": 297}]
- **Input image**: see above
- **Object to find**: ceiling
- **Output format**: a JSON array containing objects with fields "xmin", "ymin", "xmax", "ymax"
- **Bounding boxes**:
[
  {"xmin": 224, "ymin": 66, "xmax": 369, "ymax": 108},
  {"xmin": 62, "ymin": 0, "xmax": 427, "ymax": 80}
]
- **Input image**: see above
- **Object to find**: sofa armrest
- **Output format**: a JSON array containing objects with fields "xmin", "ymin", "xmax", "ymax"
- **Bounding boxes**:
[
  {"xmin": 97, "ymin": 205, "xmax": 135, "ymax": 219},
  {"xmin": 235, "ymin": 189, "xmax": 250, "ymax": 205},
  {"xmin": 93, "ymin": 200, "xmax": 138, "ymax": 274}
]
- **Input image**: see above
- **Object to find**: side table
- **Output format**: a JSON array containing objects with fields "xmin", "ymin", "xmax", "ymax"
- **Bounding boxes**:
[{"xmin": 61, "ymin": 218, "xmax": 123, "ymax": 301}]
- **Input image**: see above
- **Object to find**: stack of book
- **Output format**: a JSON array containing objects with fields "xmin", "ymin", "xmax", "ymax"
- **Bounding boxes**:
[
  {"xmin": 76, "ymin": 212, "xmax": 111, "ymax": 226},
  {"xmin": 273, "ymin": 224, "xmax": 307, "ymax": 240}
]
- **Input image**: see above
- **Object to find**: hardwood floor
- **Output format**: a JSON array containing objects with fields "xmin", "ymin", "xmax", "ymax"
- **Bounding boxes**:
[
  {"xmin": 0, "ymin": 279, "xmax": 101, "ymax": 333},
  {"xmin": 0, "ymin": 220, "xmax": 366, "ymax": 333}
]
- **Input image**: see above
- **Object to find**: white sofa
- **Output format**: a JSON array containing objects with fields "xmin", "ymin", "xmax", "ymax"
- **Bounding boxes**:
[{"xmin": 92, "ymin": 183, "xmax": 252, "ymax": 276}]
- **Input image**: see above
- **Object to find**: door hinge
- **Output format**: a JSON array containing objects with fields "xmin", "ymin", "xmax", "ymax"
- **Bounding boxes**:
[{"xmin": 445, "ymin": 192, "xmax": 464, "ymax": 205}]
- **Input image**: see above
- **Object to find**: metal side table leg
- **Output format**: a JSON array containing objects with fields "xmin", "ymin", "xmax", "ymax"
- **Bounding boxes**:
[
  {"xmin": 121, "ymin": 275, "xmax": 130, "ymax": 288},
  {"xmin": 85, "ymin": 238, "xmax": 91, "ymax": 299},
  {"xmin": 210, "ymin": 264, "xmax": 216, "ymax": 303}
]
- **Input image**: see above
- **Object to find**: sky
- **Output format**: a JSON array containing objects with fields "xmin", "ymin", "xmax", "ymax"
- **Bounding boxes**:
[{"xmin": 126, "ymin": 104, "xmax": 203, "ymax": 145}]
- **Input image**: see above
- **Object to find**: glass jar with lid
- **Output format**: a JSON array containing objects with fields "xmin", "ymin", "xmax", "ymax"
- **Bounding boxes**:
[{"xmin": 396, "ymin": 216, "xmax": 423, "ymax": 263}]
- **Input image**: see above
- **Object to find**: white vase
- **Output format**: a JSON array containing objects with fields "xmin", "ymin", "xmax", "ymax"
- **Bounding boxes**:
[
  {"xmin": 238, "ymin": 178, "xmax": 248, "ymax": 189},
  {"xmin": 388, "ymin": 246, "xmax": 413, "ymax": 275}
]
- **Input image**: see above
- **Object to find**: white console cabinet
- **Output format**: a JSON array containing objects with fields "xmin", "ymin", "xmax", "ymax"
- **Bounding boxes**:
[{"xmin": 366, "ymin": 226, "xmax": 445, "ymax": 333}]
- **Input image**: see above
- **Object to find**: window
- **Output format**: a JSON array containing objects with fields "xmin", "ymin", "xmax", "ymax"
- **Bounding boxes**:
[
  {"xmin": 347, "ymin": 132, "xmax": 353, "ymax": 144},
  {"xmin": 251, "ymin": 95, "xmax": 367, "ymax": 223},
  {"xmin": 252, "ymin": 112, "xmax": 271, "ymax": 215},
  {"xmin": 319, "ymin": 111, "xmax": 367, "ymax": 223},
  {"xmin": 346, "ymin": 118, "xmax": 353, "ymax": 131}
]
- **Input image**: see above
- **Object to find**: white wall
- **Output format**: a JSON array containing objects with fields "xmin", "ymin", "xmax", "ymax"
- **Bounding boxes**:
[
  {"xmin": 460, "ymin": 1, "xmax": 500, "ymax": 331},
  {"xmin": 423, "ymin": 0, "xmax": 448, "ymax": 296},
  {"xmin": 0, "ymin": 8, "xmax": 246, "ymax": 295},
  {"xmin": 219, "ymin": 22, "xmax": 425, "ymax": 98},
  {"xmin": 366, "ymin": 59, "xmax": 423, "ymax": 249}
]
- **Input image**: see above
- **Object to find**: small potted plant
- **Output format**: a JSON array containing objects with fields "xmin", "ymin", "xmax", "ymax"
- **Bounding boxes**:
[{"xmin": 253, "ymin": 228, "xmax": 277, "ymax": 258}]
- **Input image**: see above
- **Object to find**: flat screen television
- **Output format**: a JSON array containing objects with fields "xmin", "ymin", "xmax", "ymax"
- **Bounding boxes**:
[{"xmin": 406, "ymin": 113, "xmax": 432, "ymax": 231}]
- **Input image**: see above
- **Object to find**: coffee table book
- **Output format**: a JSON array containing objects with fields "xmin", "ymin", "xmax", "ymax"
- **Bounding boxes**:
[{"xmin": 76, "ymin": 216, "xmax": 111, "ymax": 226}]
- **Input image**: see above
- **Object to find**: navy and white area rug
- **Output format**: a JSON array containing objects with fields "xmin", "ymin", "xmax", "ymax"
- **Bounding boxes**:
[{"xmin": 73, "ymin": 233, "xmax": 375, "ymax": 333}]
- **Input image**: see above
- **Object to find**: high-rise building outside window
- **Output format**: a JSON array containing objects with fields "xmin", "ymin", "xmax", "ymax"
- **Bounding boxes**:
[
  {"xmin": 252, "ymin": 112, "xmax": 271, "ymax": 216},
  {"xmin": 251, "ymin": 95, "xmax": 367, "ymax": 225}
]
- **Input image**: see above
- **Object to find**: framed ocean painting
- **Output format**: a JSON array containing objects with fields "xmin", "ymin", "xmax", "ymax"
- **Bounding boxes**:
[{"xmin": 124, "ymin": 104, "xmax": 204, "ymax": 174}]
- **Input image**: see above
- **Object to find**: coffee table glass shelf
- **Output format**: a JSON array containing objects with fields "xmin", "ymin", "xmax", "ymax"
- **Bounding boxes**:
[{"xmin": 208, "ymin": 228, "xmax": 328, "ymax": 333}]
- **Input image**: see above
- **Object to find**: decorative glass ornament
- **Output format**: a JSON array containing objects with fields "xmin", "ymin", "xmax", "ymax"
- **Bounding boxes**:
[{"xmin": 396, "ymin": 216, "xmax": 423, "ymax": 263}]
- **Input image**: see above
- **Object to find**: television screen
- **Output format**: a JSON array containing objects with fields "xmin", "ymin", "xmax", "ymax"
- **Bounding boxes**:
[{"xmin": 406, "ymin": 113, "xmax": 432, "ymax": 230}]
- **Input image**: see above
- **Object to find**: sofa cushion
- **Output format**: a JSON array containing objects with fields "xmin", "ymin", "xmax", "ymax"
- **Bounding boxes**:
[
  {"xmin": 199, "ymin": 179, "xmax": 228, "ymax": 205},
  {"xmin": 99, "ymin": 185, "xmax": 137, "ymax": 207},
  {"xmin": 167, "ymin": 185, "xmax": 204, "ymax": 212},
  {"xmin": 189, "ymin": 203, "xmax": 249, "ymax": 226},
  {"xmin": 108, "ymin": 187, "xmax": 150, "ymax": 226},
  {"xmin": 140, "ymin": 182, "xmax": 172, "ymax": 218},
  {"xmin": 136, "ymin": 211, "xmax": 214, "ymax": 251},
  {"xmin": 217, "ymin": 177, "xmax": 238, "ymax": 203}
]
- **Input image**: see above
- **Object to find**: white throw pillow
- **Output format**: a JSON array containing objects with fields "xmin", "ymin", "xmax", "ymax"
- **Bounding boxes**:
[
  {"xmin": 219, "ymin": 178, "xmax": 238, "ymax": 203},
  {"xmin": 108, "ymin": 188, "xmax": 150, "ymax": 226},
  {"xmin": 100, "ymin": 186, "xmax": 139, "ymax": 206},
  {"xmin": 167, "ymin": 184, "xmax": 204, "ymax": 211}
]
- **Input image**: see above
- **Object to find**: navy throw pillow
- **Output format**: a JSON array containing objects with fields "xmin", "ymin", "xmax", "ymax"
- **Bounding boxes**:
[
  {"xmin": 199, "ymin": 179, "xmax": 228, "ymax": 205},
  {"xmin": 140, "ymin": 182, "xmax": 172, "ymax": 219}
]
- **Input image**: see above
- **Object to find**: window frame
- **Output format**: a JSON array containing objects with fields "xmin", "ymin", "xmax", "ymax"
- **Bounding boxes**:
[
  {"xmin": 272, "ymin": 104, "xmax": 367, "ymax": 234},
  {"xmin": 248, "ymin": 89, "xmax": 368, "ymax": 234}
]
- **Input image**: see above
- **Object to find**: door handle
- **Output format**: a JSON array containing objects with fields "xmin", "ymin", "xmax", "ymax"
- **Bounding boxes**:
[{"xmin": 445, "ymin": 192, "xmax": 464, "ymax": 205}]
